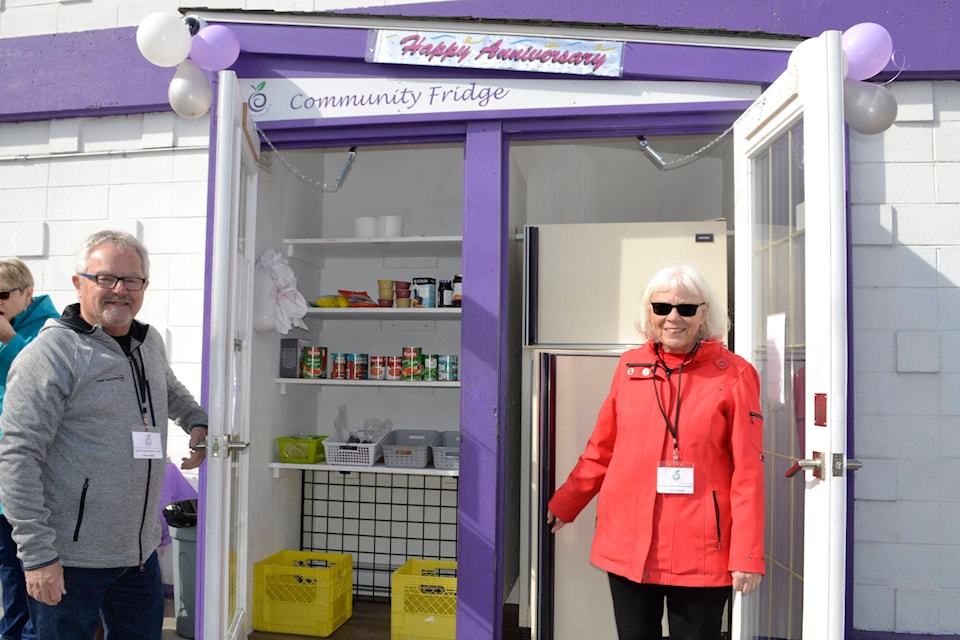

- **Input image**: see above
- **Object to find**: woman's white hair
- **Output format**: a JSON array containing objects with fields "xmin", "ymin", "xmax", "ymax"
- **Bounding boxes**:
[{"xmin": 634, "ymin": 264, "xmax": 728, "ymax": 343}]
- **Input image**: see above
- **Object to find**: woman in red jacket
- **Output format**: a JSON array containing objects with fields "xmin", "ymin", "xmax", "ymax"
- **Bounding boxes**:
[{"xmin": 548, "ymin": 264, "xmax": 765, "ymax": 640}]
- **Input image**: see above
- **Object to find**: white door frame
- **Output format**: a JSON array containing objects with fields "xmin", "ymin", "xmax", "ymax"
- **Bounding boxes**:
[
  {"xmin": 732, "ymin": 30, "xmax": 852, "ymax": 639},
  {"xmin": 203, "ymin": 70, "xmax": 258, "ymax": 640}
]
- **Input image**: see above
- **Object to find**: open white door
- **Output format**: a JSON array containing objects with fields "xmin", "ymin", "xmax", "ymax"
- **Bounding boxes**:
[
  {"xmin": 203, "ymin": 70, "xmax": 259, "ymax": 640},
  {"xmin": 732, "ymin": 31, "xmax": 856, "ymax": 639}
]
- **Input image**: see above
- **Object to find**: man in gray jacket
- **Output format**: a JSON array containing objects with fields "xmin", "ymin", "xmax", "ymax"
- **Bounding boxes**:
[{"xmin": 0, "ymin": 230, "xmax": 208, "ymax": 640}]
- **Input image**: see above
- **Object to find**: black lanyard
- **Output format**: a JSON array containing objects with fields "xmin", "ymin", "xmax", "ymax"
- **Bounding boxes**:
[
  {"xmin": 127, "ymin": 351, "xmax": 153, "ymax": 427},
  {"xmin": 652, "ymin": 341, "xmax": 700, "ymax": 461}
]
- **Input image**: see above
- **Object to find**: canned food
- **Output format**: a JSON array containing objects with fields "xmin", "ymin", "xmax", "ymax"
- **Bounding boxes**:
[
  {"xmin": 438, "ymin": 355, "xmax": 459, "ymax": 381},
  {"xmin": 402, "ymin": 346, "xmax": 422, "ymax": 360},
  {"xmin": 347, "ymin": 353, "xmax": 368, "ymax": 380},
  {"xmin": 301, "ymin": 346, "xmax": 327, "ymax": 379},
  {"xmin": 330, "ymin": 353, "xmax": 348, "ymax": 379},
  {"xmin": 423, "ymin": 354, "xmax": 439, "ymax": 381},
  {"xmin": 402, "ymin": 357, "xmax": 421, "ymax": 381},
  {"xmin": 369, "ymin": 355, "xmax": 387, "ymax": 380},
  {"xmin": 385, "ymin": 356, "xmax": 403, "ymax": 380}
]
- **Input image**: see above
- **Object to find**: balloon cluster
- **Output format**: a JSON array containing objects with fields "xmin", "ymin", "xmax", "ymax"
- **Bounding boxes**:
[
  {"xmin": 841, "ymin": 22, "xmax": 898, "ymax": 135},
  {"xmin": 136, "ymin": 12, "xmax": 241, "ymax": 119}
]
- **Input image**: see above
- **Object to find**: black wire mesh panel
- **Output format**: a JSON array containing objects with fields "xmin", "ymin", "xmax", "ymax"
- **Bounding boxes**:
[{"xmin": 301, "ymin": 470, "xmax": 459, "ymax": 598}]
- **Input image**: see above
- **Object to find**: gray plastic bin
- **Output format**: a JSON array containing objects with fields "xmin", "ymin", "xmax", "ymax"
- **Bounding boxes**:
[{"xmin": 169, "ymin": 524, "xmax": 197, "ymax": 638}]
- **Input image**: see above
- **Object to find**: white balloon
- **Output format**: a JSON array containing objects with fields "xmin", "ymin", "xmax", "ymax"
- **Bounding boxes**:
[
  {"xmin": 168, "ymin": 60, "xmax": 212, "ymax": 119},
  {"xmin": 136, "ymin": 11, "xmax": 192, "ymax": 68},
  {"xmin": 844, "ymin": 79, "xmax": 898, "ymax": 135}
]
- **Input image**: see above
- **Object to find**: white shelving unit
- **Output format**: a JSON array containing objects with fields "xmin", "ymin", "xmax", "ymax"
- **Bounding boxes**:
[
  {"xmin": 276, "ymin": 377, "xmax": 460, "ymax": 393},
  {"xmin": 267, "ymin": 461, "xmax": 459, "ymax": 478},
  {"xmin": 284, "ymin": 236, "xmax": 462, "ymax": 266}
]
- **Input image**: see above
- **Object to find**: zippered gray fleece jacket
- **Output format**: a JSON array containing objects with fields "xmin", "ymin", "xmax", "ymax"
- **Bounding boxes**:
[{"xmin": 0, "ymin": 304, "xmax": 208, "ymax": 570}]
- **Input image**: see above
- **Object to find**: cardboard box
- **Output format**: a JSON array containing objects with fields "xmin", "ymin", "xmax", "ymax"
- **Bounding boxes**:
[{"xmin": 279, "ymin": 339, "xmax": 308, "ymax": 378}]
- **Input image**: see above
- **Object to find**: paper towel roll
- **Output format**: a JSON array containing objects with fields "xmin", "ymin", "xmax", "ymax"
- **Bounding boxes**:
[
  {"xmin": 354, "ymin": 216, "xmax": 376, "ymax": 238},
  {"xmin": 377, "ymin": 215, "xmax": 403, "ymax": 238}
]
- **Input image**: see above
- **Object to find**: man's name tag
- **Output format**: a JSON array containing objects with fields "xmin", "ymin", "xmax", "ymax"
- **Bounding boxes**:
[
  {"xmin": 657, "ymin": 462, "xmax": 694, "ymax": 494},
  {"xmin": 133, "ymin": 429, "xmax": 163, "ymax": 459}
]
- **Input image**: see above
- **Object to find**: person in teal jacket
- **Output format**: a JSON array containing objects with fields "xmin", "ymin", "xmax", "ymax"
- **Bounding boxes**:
[{"xmin": 0, "ymin": 258, "xmax": 60, "ymax": 640}]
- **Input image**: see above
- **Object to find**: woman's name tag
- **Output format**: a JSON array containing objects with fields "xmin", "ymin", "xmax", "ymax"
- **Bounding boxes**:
[{"xmin": 657, "ymin": 461, "xmax": 694, "ymax": 494}]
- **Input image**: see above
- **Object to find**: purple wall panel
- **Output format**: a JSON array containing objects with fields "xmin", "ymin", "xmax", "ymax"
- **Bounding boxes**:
[
  {"xmin": 0, "ymin": 28, "xmax": 170, "ymax": 121},
  {"xmin": 458, "ymin": 121, "xmax": 507, "ymax": 639}
]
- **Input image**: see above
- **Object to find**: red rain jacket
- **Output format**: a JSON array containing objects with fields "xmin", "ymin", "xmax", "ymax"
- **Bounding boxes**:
[{"xmin": 548, "ymin": 340, "xmax": 765, "ymax": 587}]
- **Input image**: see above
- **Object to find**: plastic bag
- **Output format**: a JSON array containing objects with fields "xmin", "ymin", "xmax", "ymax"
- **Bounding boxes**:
[
  {"xmin": 337, "ymin": 289, "xmax": 377, "ymax": 308},
  {"xmin": 257, "ymin": 250, "xmax": 309, "ymax": 334},
  {"xmin": 333, "ymin": 404, "xmax": 392, "ymax": 443}
]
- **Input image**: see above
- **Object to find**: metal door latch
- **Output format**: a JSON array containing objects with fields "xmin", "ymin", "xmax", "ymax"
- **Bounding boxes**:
[{"xmin": 785, "ymin": 451, "xmax": 823, "ymax": 479}]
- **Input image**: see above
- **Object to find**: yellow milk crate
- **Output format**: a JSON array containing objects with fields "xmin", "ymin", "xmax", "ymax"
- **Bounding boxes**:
[
  {"xmin": 391, "ymin": 559, "xmax": 457, "ymax": 640},
  {"xmin": 253, "ymin": 550, "xmax": 352, "ymax": 637}
]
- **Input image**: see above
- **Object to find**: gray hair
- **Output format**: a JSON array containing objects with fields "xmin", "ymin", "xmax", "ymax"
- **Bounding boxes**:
[
  {"xmin": 635, "ymin": 264, "xmax": 728, "ymax": 342},
  {"xmin": 0, "ymin": 257, "xmax": 34, "ymax": 290},
  {"xmin": 75, "ymin": 230, "xmax": 150, "ymax": 279}
]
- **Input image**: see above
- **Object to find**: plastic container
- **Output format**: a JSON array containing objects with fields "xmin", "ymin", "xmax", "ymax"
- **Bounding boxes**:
[
  {"xmin": 430, "ymin": 431, "xmax": 461, "ymax": 470},
  {"xmin": 277, "ymin": 435, "xmax": 328, "ymax": 464},
  {"xmin": 164, "ymin": 499, "xmax": 198, "ymax": 639},
  {"xmin": 253, "ymin": 550, "xmax": 353, "ymax": 637},
  {"xmin": 170, "ymin": 525, "xmax": 197, "ymax": 638},
  {"xmin": 382, "ymin": 429, "xmax": 441, "ymax": 468},
  {"xmin": 391, "ymin": 559, "xmax": 457, "ymax": 640},
  {"xmin": 322, "ymin": 432, "xmax": 386, "ymax": 466}
]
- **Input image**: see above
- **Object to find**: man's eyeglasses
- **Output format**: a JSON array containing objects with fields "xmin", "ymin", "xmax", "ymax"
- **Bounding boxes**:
[
  {"xmin": 651, "ymin": 302, "xmax": 705, "ymax": 317},
  {"xmin": 0, "ymin": 288, "xmax": 22, "ymax": 300},
  {"xmin": 79, "ymin": 274, "xmax": 148, "ymax": 291}
]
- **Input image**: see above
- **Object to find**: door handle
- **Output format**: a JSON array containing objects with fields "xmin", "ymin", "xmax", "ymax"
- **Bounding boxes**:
[
  {"xmin": 786, "ymin": 453, "xmax": 863, "ymax": 479},
  {"xmin": 192, "ymin": 437, "xmax": 250, "ymax": 457},
  {"xmin": 785, "ymin": 451, "xmax": 823, "ymax": 479}
]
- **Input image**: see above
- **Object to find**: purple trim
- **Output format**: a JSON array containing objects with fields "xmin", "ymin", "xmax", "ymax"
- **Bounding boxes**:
[
  {"xmin": 851, "ymin": 634, "xmax": 960, "ymax": 640},
  {"xmin": 0, "ymin": 28, "xmax": 170, "ymax": 122},
  {"xmin": 458, "ymin": 121, "xmax": 507, "ymax": 639}
]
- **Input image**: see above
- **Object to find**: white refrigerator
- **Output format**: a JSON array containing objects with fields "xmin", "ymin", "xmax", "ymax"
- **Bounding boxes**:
[{"xmin": 521, "ymin": 220, "xmax": 728, "ymax": 639}]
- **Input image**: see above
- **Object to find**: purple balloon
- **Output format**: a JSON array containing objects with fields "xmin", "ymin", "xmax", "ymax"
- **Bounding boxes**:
[
  {"xmin": 842, "ymin": 22, "xmax": 893, "ymax": 81},
  {"xmin": 189, "ymin": 25, "xmax": 240, "ymax": 71}
]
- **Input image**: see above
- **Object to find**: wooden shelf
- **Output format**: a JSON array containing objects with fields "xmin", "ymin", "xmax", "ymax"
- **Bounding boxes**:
[{"xmin": 269, "ymin": 461, "xmax": 459, "ymax": 478}]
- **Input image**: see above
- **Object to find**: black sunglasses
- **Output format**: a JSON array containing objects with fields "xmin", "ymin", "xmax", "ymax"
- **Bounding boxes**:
[
  {"xmin": 651, "ymin": 302, "xmax": 705, "ymax": 317},
  {"xmin": 0, "ymin": 288, "xmax": 22, "ymax": 301}
]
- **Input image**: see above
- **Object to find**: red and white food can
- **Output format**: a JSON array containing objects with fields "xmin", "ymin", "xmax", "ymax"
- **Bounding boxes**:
[{"xmin": 369, "ymin": 355, "xmax": 387, "ymax": 380}]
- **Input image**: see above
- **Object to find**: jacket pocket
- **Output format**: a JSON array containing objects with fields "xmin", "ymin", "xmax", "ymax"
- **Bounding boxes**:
[
  {"xmin": 73, "ymin": 478, "xmax": 89, "ymax": 542},
  {"xmin": 712, "ymin": 491, "xmax": 722, "ymax": 550}
]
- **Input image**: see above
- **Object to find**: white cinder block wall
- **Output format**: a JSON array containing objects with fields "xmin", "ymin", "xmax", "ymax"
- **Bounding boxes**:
[
  {"xmin": 0, "ymin": 113, "xmax": 211, "ymax": 485},
  {"xmin": 850, "ymin": 80, "xmax": 960, "ymax": 635}
]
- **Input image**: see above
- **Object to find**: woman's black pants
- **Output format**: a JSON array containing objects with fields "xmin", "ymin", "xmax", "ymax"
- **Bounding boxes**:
[{"xmin": 608, "ymin": 572, "xmax": 731, "ymax": 640}]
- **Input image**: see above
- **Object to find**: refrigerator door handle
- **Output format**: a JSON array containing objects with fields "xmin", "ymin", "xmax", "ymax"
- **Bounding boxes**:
[{"xmin": 524, "ymin": 225, "xmax": 540, "ymax": 346}]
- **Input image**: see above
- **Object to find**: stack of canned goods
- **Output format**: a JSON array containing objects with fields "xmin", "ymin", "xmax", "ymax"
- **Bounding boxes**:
[{"xmin": 319, "ymin": 347, "xmax": 458, "ymax": 381}]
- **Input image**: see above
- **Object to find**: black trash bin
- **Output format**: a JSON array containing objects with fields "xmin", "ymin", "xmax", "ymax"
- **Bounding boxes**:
[{"xmin": 163, "ymin": 499, "xmax": 198, "ymax": 639}]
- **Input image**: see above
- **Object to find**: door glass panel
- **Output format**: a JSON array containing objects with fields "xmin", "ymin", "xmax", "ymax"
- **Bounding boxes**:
[{"xmin": 741, "ymin": 122, "xmax": 804, "ymax": 640}]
